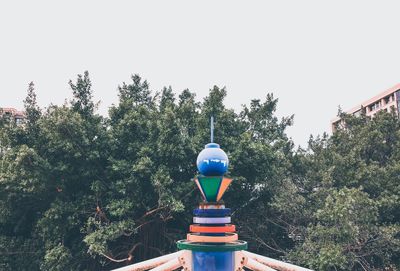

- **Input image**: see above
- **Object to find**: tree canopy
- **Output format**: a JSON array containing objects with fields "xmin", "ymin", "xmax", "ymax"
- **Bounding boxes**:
[{"xmin": 0, "ymin": 72, "xmax": 398, "ymax": 270}]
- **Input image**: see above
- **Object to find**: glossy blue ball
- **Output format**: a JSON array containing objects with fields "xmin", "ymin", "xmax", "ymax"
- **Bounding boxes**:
[{"xmin": 196, "ymin": 143, "xmax": 229, "ymax": 176}]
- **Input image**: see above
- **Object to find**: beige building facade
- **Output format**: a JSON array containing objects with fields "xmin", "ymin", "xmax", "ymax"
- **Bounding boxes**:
[
  {"xmin": 331, "ymin": 83, "xmax": 400, "ymax": 132},
  {"xmin": 0, "ymin": 107, "xmax": 25, "ymax": 125}
]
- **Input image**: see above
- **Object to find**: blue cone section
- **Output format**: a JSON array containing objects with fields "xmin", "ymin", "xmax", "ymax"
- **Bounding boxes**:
[
  {"xmin": 192, "ymin": 251, "xmax": 234, "ymax": 271},
  {"xmin": 193, "ymin": 208, "xmax": 231, "ymax": 217}
]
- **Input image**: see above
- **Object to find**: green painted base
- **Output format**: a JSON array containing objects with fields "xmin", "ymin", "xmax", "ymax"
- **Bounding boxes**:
[{"xmin": 176, "ymin": 240, "xmax": 247, "ymax": 252}]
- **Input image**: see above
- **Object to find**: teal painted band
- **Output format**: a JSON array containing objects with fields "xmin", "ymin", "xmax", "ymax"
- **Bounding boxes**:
[{"xmin": 176, "ymin": 240, "xmax": 247, "ymax": 252}]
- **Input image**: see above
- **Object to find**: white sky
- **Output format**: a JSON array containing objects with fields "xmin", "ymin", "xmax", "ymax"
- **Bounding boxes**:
[{"xmin": 1, "ymin": 1, "xmax": 400, "ymax": 147}]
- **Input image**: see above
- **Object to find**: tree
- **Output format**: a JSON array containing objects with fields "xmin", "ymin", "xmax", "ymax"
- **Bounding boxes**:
[
  {"xmin": 290, "ymin": 187, "xmax": 397, "ymax": 270},
  {"xmin": 279, "ymin": 112, "xmax": 400, "ymax": 270},
  {"xmin": 1, "ymin": 73, "xmax": 399, "ymax": 270},
  {"xmin": 24, "ymin": 82, "xmax": 41, "ymax": 126},
  {"xmin": 70, "ymin": 71, "xmax": 95, "ymax": 117}
]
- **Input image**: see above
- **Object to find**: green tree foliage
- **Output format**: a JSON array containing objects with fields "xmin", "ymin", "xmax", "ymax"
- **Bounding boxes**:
[
  {"xmin": 278, "ymin": 112, "xmax": 400, "ymax": 270},
  {"xmin": 0, "ymin": 73, "xmax": 398, "ymax": 271}
]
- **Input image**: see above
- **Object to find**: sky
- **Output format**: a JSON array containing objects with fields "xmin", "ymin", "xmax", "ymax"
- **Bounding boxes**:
[{"xmin": 1, "ymin": 1, "xmax": 400, "ymax": 147}]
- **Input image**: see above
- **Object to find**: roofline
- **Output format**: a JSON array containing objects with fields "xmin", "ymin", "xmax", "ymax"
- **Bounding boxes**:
[
  {"xmin": 1, "ymin": 107, "xmax": 25, "ymax": 116},
  {"xmin": 330, "ymin": 105, "xmax": 362, "ymax": 123},
  {"xmin": 331, "ymin": 83, "xmax": 400, "ymax": 123},
  {"xmin": 360, "ymin": 83, "xmax": 400, "ymax": 107}
]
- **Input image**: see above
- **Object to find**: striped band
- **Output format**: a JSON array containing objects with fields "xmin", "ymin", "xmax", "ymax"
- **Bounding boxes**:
[
  {"xmin": 177, "ymin": 240, "xmax": 248, "ymax": 252},
  {"xmin": 187, "ymin": 233, "xmax": 238, "ymax": 243},
  {"xmin": 190, "ymin": 224, "xmax": 236, "ymax": 233},
  {"xmin": 198, "ymin": 204, "xmax": 226, "ymax": 209},
  {"xmin": 193, "ymin": 216, "xmax": 231, "ymax": 224},
  {"xmin": 193, "ymin": 208, "xmax": 231, "ymax": 217}
]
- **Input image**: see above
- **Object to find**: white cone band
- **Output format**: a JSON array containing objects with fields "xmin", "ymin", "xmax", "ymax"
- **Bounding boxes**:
[{"xmin": 193, "ymin": 216, "xmax": 231, "ymax": 224}]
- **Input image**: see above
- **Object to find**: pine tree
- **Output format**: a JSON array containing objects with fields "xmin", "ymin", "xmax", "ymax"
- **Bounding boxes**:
[
  {"xmin": 69, "ymin": 71, "xmax": 95, "ymax": 117},
  {"xmin": 23, "ymin": 81, "xmax": 41, "ymax": 125}
]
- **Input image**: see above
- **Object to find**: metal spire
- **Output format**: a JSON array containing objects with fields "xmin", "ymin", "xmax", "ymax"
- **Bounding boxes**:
[{"xmin": 210, "ymin": 116, "xmax": 214, "ymax": 143}]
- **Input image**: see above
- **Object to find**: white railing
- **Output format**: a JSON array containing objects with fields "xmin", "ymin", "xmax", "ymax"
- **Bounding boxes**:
[{"xmin": 110, "ymin": 250, "xmax": 314, "ymax": 271}]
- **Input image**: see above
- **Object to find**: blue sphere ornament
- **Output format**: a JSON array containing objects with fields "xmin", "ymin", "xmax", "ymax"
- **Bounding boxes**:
[{"xmin": 196, "ymin": 143, "xmax": 229, "ymax": 176}]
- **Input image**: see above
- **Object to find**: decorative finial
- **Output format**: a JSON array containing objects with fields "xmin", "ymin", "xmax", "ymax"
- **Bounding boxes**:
[{"xmin": 195, "ymin": 116, "xmax": 230, "ymax": 202}]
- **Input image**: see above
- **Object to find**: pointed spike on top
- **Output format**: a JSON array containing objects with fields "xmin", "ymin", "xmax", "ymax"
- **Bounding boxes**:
[{"xmin": 210, "ymin": 116, "xmax": 214, "ymax": 143}]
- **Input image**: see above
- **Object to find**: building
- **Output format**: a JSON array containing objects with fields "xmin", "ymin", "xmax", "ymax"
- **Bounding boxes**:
[
  {"xmin": 331, "ymin": 83, "xmax": 400, "ymax": 132},
  {"xmin": 0, "ymin": 107, "xmax": 25, "ymax": 125}
]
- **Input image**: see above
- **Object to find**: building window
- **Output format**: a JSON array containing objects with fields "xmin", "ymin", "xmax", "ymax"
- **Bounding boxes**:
[
  {"xmin": 369, "ymin": 101, "xmax": 382, "ymax": 112},
  {"xmin": 15, "ymin": 118, "xmax": 23, "ymax": 125},
  {"xmin": 396, "ymin": 90, "xmax": 400, "ymax": 116},
  {"xmin": 369, "ymin": 104, "xmax": 374, "ymax": 111}
]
